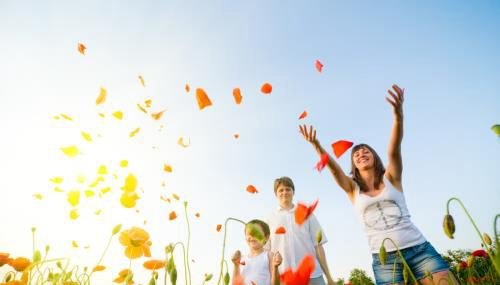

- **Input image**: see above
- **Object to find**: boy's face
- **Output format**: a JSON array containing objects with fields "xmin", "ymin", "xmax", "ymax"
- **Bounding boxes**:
[
  {"xmin": 275, "ymin": 184, "xmax": 294, "ymax": 207},
  {"xmin": 245, "ymin": 225, "xmax": 267, "ymax": 250}
]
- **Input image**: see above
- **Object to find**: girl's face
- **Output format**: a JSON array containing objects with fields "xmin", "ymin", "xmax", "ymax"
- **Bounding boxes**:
[
  {"xmin": 352, "ymin": 147, "xmax": 374, "ymax": 170},
  {"xmin": 245, "ymin": 225, "xmax": 266, "ymax": 250},
  {"xmin": 275, "ymin": 184, "xmax": 294, "ymax": 207}
]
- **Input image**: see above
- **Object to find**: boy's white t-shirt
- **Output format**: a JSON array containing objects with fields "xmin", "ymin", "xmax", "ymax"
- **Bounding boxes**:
[
  {"xmin": 266, "ymin": 204, "xmax": 327, "ymax": 278},
  {"xmin": 240, "ymin": 251, "xmax": 271, "ymax": 285}
]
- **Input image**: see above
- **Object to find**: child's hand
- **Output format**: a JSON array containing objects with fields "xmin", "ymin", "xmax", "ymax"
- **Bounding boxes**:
[
  {"xmin": 272, "ymin": 251, "xmax": 282, "ymax": 267},
  {"xmin": 231, "ymin": 250, "xmax": 241, "ymax": 265}
]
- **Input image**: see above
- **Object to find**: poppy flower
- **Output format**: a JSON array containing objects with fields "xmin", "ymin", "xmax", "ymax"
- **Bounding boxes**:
[
  {"xmin": 113, "ymin": 269, "xmax": 134, "ymax": 284},
  {"xmin": 280, "ymin": 255, "xmax": 315, "ymax": 285},
  {"xmin": 8, "ymin": 257, "xmax": 31, "ymax": 272},
  {"xmin": 143, "ymin": 259, "xmax": 165, "ymax": 270},
  {"xmin": 0, "ymin": 252, "xmax": 11, "ymax": 267},
  {"xmin": 260, "ymin": 83, "xmax": 272, "ymax": 94},
  {"xmin": 92, "ymin": 265, "xmax": 106, "ymax": 272},
  {"xmin": 331, "ymin": 140, "xmax": 353, "ymax": 158},
  {"xmin": 275, "ymin": 227, "xmax": 286, "ymax": 234},
  {"xmin": 118, "ymin": 227, "xmax": 152, "ymax": 259},
  {"xmin": 195, "ymin": 88, "xmax": 212, "ymax": 110},
  {"xmin": 295, "ymin": 200, "xmax": 319, "ymax": 225},
  {"xmin": 471, "ymin": 249, "xmax": 488, "ymax": 258}
]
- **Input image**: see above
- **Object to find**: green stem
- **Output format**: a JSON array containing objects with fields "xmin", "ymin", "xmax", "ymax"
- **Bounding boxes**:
[
  {"xmin": 164, "ymin": 249, "xmax": 169, "ymax": 285},
  {"xmin": 88, "ymin": 233, "xmax": 114, "ymax": 279},
  {"xmin": 184, "ymin": 203, "xmax": 192, "ymax": 285},
  {"xmin": 381, "ymin": 238, "xmax": 420, "ymax": 285},
  {"xmin": 447, "ymin": 198, "xmax": 500, "ymax": 274},
  {"xmin": 172, "ymin": 241, "xmax": 188, "ymax": 285},
  {"xmin": 216, "ymin": 218, "xmax": 247, "ymax": 285}
]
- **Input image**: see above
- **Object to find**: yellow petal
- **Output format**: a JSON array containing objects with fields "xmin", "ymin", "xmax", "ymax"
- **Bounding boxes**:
[
  {"xmin": 129, "ymin": 128, "xmax": 140, "ymax": 138},
  {"xmin": 53, "ymin": 186, "xmax": 64, "ymax": 193},
  {"xmin": 120, "ymin": 192, "xmax": 140, "ymax": 208},
  {"xmin": 60, "ymin": 146, "xmax": 80, "ymax": 157},
  {"xmin": 81, "ymin": 131, "xmax": 93, "ymax": 142},
  {"xmin": 178, "ymin": 137, "xmax": 190, "ymax": 148},
  {"xmin": 67, "ymin": 191, "xmax": 81, "ymax": 206},
  {"xmin": 72, "ymin": 240, "xmax": 79, "ymax": 248},
  {"xmin": 144, "ymin": 99, "xmax": 152, "ymax": 108},
  {"xmin": 97, "ymin": 165, "xmax": 108, "ymax": 175},
  {"xmin": 112, "ymin": 111, "xmax": 123, "ymax": 120},
  {"xmin": 163, "ymin": 164, "xmax": 173, "ymax": 173},
  {"xmin": 96, "ymin": 87, "xmax": 107, "ymax": 105},
  {"xmin": 151, "ymin": 110, "xmax": 165, "ymax": 120},
  {"xmin": 84, "ymin": 190, "xmax": 95, "ymax": 198},
  {"xmin": 100, "ymin": 187, "xmax": 111, "ymax": 194},
  {"xmin": 61, "ymin": 113, "xmax": 73, "ymax": 121},
  {"xmin": 120, "ymin": 160, "xmax": 128, "ymax": 167},
  {"xmin": 138, "ymin": 75, "xmax": 146, "ymax": 87},
  {"xmin": 122, "ymin": 173, "xmax": 138, "ymax": 192},
  {"xmin": 69, "ymin": 209, "xmax": 79, "ymax": 220},
  {"xmin": 53, "ymin": 115, "xmax": 60, "ymax": 120},
  {"xmin": 50, "ymin": 176, "xmax": 64, "ymax": 184},
  {"xmin": 94, "ymin": 209, "xmax": 103, "ymax": 215},
  {"xmin": 124, "ymin": 246, "xmax": 143, "ymax": 259},
  {"xmin": 33, "ymin": 193, "xmax": 43, "ymax": 200},
  {"xmin": 98, "ymin": 113, "xmax": 106, "ymax": 118}
]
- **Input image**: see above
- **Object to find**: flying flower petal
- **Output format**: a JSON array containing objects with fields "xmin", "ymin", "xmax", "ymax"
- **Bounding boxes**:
[
  {"xmin": 120, "ymin": 192, "xmax": 140, "ymax": 208},
  {"xmin": 195, "ymin": 88, "xmax": 213, "ymax": 110},
  {"xmin": 260, "ymin": 83, "xmax": 272, "ymax": 94},
  {"xmin": 33, "ymin": 193, "xmax": 43, "ymax": 200},
  {"xmin": 120, "ymin": 160, "xmax": 128, "ymax": 167},
  {"xmin": 152, "ymin": 110, "xmax": 166, "ymax": 120},
  {"xmin": 77, "ymin": 43, "xmax": 86, "ymax": 55},
  {"xmin": 195, "ymin": 213, "xmax": 200, "ymax": 218},
  {"xmin": 112, "ymin": 111, "xmax": 124, "ymax": 120},
  {"xmin": 216, "ymin": 224, "xmax": 222, "ymax": 232},
  {"xmin": 69, "ymin": 209, "xmax": 79, "ymax": 220},
  {"xmin": 92, "ymin": 265, "xmax": 106, "ymax": 272},
  {"xmin": 122, "ymin": 174, "xmax": 138, "ymax": 192},
  {"xmin": 280, "ymin": 255, "xmax": 315, "ymax": 285},
  {"xmin": 233, "ymin": 88, "xmax": 242, "ymax": 104},
  {"xmin": 295, "ymin": 200, "xmax": 319, "ymax": 225},
  {"xmin": 61, "ymin": 113, "xmax": 73, "ymax": 121},
  {"xmin": 178, "ymin": 137, "xmax": 190, "ymax": 148},
  {"xmin": 144, "ymin": 99, "xmax": 152, "ymax": 108},
  {"xmin": 331, "ymin": 140, "xmax": 354, "ymax": 158},
  {"xmin": 68, "ymin": 191, "xmax": 81, "ymax": 206},
  {"xmin": 97, "ymin": 165, "xmax": 108, "ymax": 175},
  {"xmin": 137, "ymin": 104, "xmax": 147, "ymax": 114},
  {"xmin": 172, "ymin": 193, "xmax": 180, "ymax": 200},
  {"xmin": 163, "ymin": 164, "xmax": 173, "ymax": 173},
  {"xmin": 50, "ymin": 177, "xmax": 64, "ymax": 184},
  {"xmin": 81, "ymin": 131, "xmax": 93, "ymax": 142},
  {"xmin": 298, "ymin": 111, "xmax": 308, "ymax": 120},
  {"xmin": 138, "ymin": 75, "xmax": 146, "ymax": 87},
  {"xmin": 144, "ymin": 259, "xmax": 165, "ymax": 270},
  {"xmin": 246, "ymin": 185, "xmax": 258, "ymax": 194},
  {"xmin": 129, "ymin": 128, "xmax": 141, "ymax": 138},
  {"xmin": 233, "ymin": 133, "xmax": 240, "ymax": 139},
  {"xmin": 61, "ymin": 145, "xmax": 80, "ymax": 157},
  {"xmin": 185, "ymin": 84, "xmax": 190, "ymax": 93},
  {"xmin": 315, "ymin": 60, "xmax": 323, "ymax": 73},
  {"xmin": 169, "ymin": 211, "xmax": 177, "ymax": 220},
  {"xmin": 96, "ymin": 87, "xmax": 107, "ymax": 105},
  {"xmin": 275, "ymin": 226, "xmax": 286, "ymax": 234},
  {"xmin": 315, "ymin": 153, "xmax": 329, "ymax": 172}
]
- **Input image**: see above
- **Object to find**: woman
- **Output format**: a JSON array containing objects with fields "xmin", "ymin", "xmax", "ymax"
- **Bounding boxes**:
[{"xmin": 299, "ymin": 84, "xmax": 454, "ymax": 285}]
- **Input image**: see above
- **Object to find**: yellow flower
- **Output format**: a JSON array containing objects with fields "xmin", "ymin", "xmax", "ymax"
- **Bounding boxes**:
[
  {"xmin": 113, "ymin": 269, "xmax": 134, "ymax": 284},
  {"xmin": 8, "ymin": 257, "xmax": 31, "ymax": 272},
  {"xmin": 119, "ymin": 227, "xmax": 152, "ymax": 259}
]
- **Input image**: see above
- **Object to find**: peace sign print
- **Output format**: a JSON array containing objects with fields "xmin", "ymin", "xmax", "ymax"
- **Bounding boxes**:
[{"xmin": 363, "ymin": 200, "xmax": 403, "ymax": 231}]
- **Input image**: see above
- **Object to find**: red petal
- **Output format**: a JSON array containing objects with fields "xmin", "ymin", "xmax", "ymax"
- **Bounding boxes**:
[
  {"xmin": 260, "ymin": 83, "xmax": 272, "ymax": 94},
  {"xmin": 246, "ymin": 185, "xmax": 258, "ymax": 194},
  {"xmin": 195, "ymin": 88, "xmax": 213, "ymax": 110},
  {"xmin": 331, "ymin": 140, "xmax": 353, "ymax": 158},
  {"xmin": 275, "ymin": 226, "xmax": 286, "ymax": 234},
  {"xmin": 315, "ymin": 153, "xmax": 329, "ymax": 172},
  {"xmin": 298, "ymin": 110, "xmax": 307, "ymax": 120},
  {"xmin": 294, "ymin": 203, "xmax": 308, "ymax": 225},
  {"xmin": 315, "ymin": 60, "xmax": 323, "ymax": 73}
]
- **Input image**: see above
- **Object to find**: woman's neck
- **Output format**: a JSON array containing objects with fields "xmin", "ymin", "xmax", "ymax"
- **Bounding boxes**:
[{"xmin": 359, "ymin": 170, "xmax": 378, "ymax": 191}]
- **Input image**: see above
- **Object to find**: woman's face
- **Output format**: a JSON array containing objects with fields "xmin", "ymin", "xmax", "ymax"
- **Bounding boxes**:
[{"xmin": 352, "ymin": 147, "xmax": 374, "ymax": 170}]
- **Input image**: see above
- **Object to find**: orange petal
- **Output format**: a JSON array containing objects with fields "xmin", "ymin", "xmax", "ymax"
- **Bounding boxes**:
[
  {"xmin": 246, "ymin": 185, "xmax": 258, "ymax": 194},
  {"xmin": 195, "ymin": 212, "xmax": 200, "ymax": 218},
  {"xmin": 163, "ymin": 164, "xmax": 173, "ymax": 173},
  {"xmin": 92, "ymin": 265, "xmax": 106, "ymax": 272},
  {"xmin": 260, "ymin": 83, "xmax": 272, "ymax": 94},
  {"xmin": 294, "ymin": 200, "xmax": 319, "ymax": 225},
  {"xmin": 298, "ymin": 110, "xmax": 307, "ymax": 120},
  {"xmin": 143, "ymin": 259, "xmax": 165, "ymax": 270},
  {"xmin": 232, "ymin": 88, "xmax": 242, "ymax": 104},
  {"xmin": 169, "ymin": 211, "xmax": 177, "ymax": 220},
  {"xmin": 185, "ymin": 84, "xmax": 190, "ymax": 93},
  {"xmin": 195, "ymin": 88, "xmax": 213, "ymax": 110},
  {"xmin": 331, "ymin": 140, "xmax": 354, "ymax": 158},
  {"xmin": 275, "ymin": 226, "xmax": 286, "ymax": 234},
  {"xmin": 315, "ymin": 60, "xmax": 323, "ymax": 73},
  {"xmin": 280, "ymin": 255, "xmax": 315, "ymax": 285},
  {"xmin": 77, "ymin": 43, "xmax": 86, "ymax": 55},
  {"xmin": 216, "ymin": 224, "xmax": 222, "ymax": 232}
]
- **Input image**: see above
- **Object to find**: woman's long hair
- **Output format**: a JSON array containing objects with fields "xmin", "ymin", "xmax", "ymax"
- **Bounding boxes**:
[{"xmin": 350, "ymin": 144, "xmax": 385, "ymax": 192}]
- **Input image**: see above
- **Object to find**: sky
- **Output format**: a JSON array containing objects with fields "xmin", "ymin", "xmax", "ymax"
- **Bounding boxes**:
[{"xmin": 1, "ymin": 0, "xmax": 499, "ymax": 284}]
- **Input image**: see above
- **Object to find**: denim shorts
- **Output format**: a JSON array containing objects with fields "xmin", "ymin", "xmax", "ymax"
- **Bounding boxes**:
[{"xmin": 371, "ymin": 241, "xmax": 450, "ymax": 285}]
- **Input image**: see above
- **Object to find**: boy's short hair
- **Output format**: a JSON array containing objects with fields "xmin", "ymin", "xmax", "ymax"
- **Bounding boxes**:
[
  {"xmin": 246, "ymin": 219, "xmax": 270, "ymax": 238},
  {"xmin": 273, "ymin": 176, "xmax": 295, "ymax": 195}
]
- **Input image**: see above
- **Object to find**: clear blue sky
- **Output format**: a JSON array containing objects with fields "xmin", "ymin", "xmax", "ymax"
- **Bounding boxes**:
[{"xmin": 1, "ymin": 1, "xmax": 499, "ymax": 283}]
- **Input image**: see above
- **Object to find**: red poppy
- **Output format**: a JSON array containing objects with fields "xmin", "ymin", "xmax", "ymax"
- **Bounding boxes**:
[
  {"xmin": 459, "ymin": 261, "xmax": 467, "ymax": 270},
  {"xmin": 280, "ymin": 255, "xmax": 315, "ymax": 285},
  {"xmin": 295, "ymin": 200, "xmax": 319, "ymax": 225},
  {"xmin": 471, "ymin": 249, "xmax": 488, "ymax": 258}
]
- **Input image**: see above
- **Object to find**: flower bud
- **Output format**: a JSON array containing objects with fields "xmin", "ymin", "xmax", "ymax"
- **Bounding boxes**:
[
  {"xmin": 483, "ymin": 233, "xmax": 492, "ymax": 245},
  {"xmin": 443, "ymin": 214, "xmax": 455, "ymax": 239},
  {"xmin": 379, "ymin": 245, "xmax": 388, "ymax": 265}
]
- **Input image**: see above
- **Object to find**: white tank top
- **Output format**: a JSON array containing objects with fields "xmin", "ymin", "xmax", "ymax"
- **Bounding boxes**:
[
  {"xmin": 240, "ymin": 251, "xmax": 271, "ymax": 285},
  {"xmin": 353, "ymin": 176, "xmax": 426, "ymax": 253}
]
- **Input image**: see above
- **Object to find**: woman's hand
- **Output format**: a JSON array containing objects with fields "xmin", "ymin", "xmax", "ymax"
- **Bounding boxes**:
[
  {"xmin": 386, "ymin": 84, "xmax": 404, "ymax": 121},
  {"xmin": 299, "ymin": 124, "xmax": 318, "ymax": 146},
  {"xmin": 231, "ymin": 250, "xmax": 241, "ymax": 265}
]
